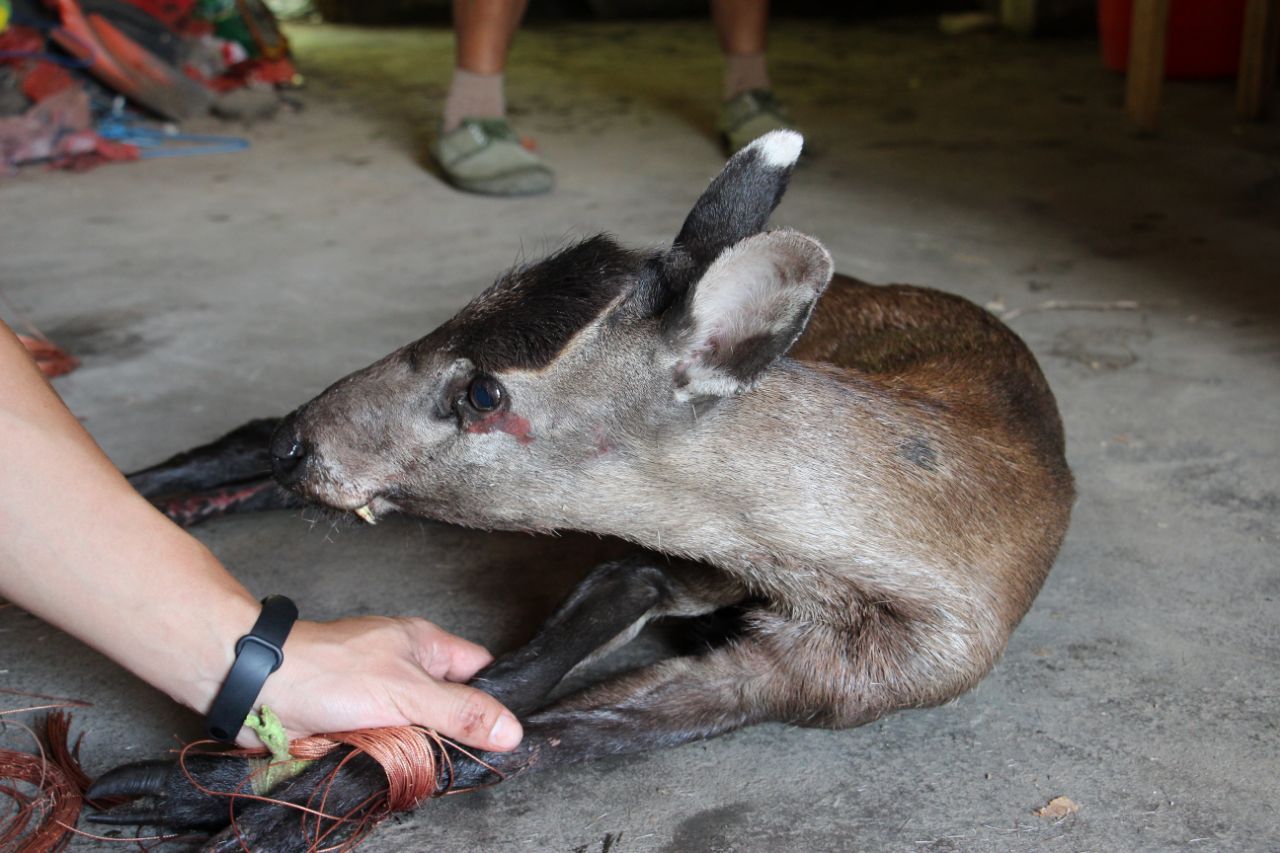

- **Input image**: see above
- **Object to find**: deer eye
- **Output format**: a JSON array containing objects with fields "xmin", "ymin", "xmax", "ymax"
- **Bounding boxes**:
[{"xmin": 467, "ymin": 375, "xmax": 503, "ymax": 412}]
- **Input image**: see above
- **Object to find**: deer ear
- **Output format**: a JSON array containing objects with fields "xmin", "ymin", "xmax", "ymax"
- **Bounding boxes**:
[
  {"xmin": 670, "ymin": 229, "xmax": 833, "ymax": 402},
  {"xmin": 668, "ymin": 130, "xmax": 803, "ymax": 285}
]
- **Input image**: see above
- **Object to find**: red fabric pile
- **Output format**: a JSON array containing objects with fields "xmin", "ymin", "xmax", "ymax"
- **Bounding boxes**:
[
  {"xmin": 0, "ymin": 24, "xmax": 141, "ymax": 170},
  {"xmin": 0, "ymin": 0, "xmax": 294, "ymax": 171}
]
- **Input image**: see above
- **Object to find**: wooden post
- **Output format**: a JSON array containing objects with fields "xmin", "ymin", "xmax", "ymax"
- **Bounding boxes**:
[
  {"xmin": 1125, "ymin": 0, "xmax": 1170, "ymax": 133},
  {"xmin": 1237, "ymin": 0, "xmax": 1280, "ymax": 120}
]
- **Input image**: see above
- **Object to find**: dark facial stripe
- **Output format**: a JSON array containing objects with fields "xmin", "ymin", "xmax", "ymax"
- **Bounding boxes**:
[{"xmin": 431, "ymin": 235, "xmax": 647, "ymax": 373}]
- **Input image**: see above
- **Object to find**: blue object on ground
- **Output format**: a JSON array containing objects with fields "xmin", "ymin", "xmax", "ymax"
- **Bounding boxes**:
[{"xmin": 96, "ymin": 114, "xmax": 249, "ymax": 158}]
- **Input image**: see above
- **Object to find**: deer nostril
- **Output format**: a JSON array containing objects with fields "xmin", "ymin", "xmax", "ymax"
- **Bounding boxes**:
[
  {"xmin": 269, "ymin": 419, "xmax": 309, "ymax": 483},
  {"xmin": 271, "ymin": 442, "xmax": 307, "ymax": 483}
]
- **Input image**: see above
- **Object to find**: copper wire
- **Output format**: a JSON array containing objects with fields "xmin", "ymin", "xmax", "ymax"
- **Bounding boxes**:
[
  {"xmin": 175, "ymin": 724, "xmax": 506, "ymax": 852},
  {"xmin": 0, "ymin": 697, "xmax": 94, "ymax": 852},
  {"xmin": 0, "ymin": 720, "xmax": 82, "ymax": 853}
]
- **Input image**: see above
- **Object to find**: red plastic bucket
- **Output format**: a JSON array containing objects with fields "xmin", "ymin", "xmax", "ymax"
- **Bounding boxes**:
[{"xmin": 1098, "ymin": 0, "xmax": 1248, "ymax": 78}]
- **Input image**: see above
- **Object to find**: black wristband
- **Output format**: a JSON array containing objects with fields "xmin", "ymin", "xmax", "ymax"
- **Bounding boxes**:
[{"xmin": 205, "ymin": 595, "xmax": 298, "ymax": 743}]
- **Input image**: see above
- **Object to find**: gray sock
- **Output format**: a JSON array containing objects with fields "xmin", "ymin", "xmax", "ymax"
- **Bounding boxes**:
[
  {"xmin": 442, "ymin": 69, "xmax": 506, "ymax": 132},
  {"xmin": 724, "ymin": 52, "xmax": 770, "ymax": 100}
]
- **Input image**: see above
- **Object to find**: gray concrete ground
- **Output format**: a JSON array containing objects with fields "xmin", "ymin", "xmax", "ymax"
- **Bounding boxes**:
[{"xmin": 3, "ymin": 16, "xmax": 1278, "ymax": 853}]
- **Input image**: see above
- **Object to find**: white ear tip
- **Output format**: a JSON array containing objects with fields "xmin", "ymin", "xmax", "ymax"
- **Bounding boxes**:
[{"xmin": 749, "ymin": 130, "xmax": 803, "ymax": 168}]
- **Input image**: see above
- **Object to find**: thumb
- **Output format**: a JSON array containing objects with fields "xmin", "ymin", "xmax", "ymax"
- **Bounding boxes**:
[{"xmin": 409, "ymin": 678, "xmax": 523, "ymax": 753}]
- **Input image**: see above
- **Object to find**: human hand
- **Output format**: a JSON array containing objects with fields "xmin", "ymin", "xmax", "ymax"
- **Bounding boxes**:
[{"xmin": 248, "ymin": 616, "xmax": 521, "ymax": 753}]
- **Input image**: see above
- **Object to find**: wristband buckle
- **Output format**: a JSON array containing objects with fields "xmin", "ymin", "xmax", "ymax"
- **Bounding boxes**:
[
  {"xmin": 205, "ymin": 595, "xmax": 298, "ymax": 743},
  {"xmin": 234, "ymin": 634, "xmax": 286, "ymax": 673}
]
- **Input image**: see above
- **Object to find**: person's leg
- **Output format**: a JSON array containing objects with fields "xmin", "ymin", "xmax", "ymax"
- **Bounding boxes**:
[
  {"xmin": 455, "ymin": 0, "xmax": 526, "ymax": 73},
  {"xmin": 710, "ymin": 0, "xmax": 798, "ymax": 155},
  {"xmin": 711, "ymin": 0, "xmax": 769, "ymax": 97},
  {"xmin": 434, "ymin": 0, "xmax": 553, "ymax": 196},
  {"xmin": 442, "ymin": 0, "xmax": 527, "ymax": 132}
]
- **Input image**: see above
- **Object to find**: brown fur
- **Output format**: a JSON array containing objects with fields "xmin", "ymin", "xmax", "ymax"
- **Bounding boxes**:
[
  {"xmin": 793, "ymin": 273, "xmax": 1075, "ymax": 617},
  {"xmin": 526, "ymin": 275, "xmax": 1075, "ymax": 750}
]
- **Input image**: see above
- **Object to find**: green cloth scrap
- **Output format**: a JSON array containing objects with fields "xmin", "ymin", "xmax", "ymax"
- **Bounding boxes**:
[{"xmin": 244, "ymin": 705, "xmax": 314, "ymax": 794}]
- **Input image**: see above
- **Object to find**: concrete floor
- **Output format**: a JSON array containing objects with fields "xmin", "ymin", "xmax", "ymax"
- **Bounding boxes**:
[{"xmin": 2, "ymin": 16, "xmax": 1278, "ymax": 853}]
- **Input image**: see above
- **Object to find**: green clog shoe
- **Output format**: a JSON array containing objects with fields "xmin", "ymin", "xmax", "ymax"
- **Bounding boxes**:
[{"xmin": 431, "ymin": 118, "xmax": 554, "ymax": 196}]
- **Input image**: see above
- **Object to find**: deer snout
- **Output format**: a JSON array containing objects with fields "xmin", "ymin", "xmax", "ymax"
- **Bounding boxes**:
[{"xmin": 269, "ymin": 415, "xmax": 309, "ymax": 485}]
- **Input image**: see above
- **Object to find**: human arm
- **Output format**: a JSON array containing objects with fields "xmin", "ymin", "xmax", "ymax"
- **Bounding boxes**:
[{"xmin": 0, "ymin": 321, "xmax": 522, "ymax": 751}]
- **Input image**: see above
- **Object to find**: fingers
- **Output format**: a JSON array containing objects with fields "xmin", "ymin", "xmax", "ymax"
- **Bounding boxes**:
[
  {"xmin": 407, "ymin": 619, "xmax": 494, "ymax": 682},
  {"xmin": 438, "ymin": 635, "xmax": 495, "ymax": 682},
  {"xmin": 411, "ymin": 678, "xmax": 523, "ymax": 753}
]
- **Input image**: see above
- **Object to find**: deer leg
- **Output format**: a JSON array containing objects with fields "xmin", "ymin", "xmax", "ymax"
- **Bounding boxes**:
[
  {"xmin": 90, "ymin": 554, "xmax": 745, "ymax": 850},
  {"xmin": 126, "ymin": 418, "xmax": 280, "ymax": 498},
  {"xmin": 476, "ymin": 553, "xmax": 748, "ymax": 716},
  {"xmin": 493, "ymin": 599, "xmax": 991, "ymax": 777},
  {"xmin": 124, "ymin": 418, "xmax": 303, "ymax": 526}
]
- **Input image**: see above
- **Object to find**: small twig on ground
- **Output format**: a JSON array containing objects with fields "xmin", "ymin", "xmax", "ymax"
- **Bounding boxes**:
[
  {"xmin": 991, "ymin": 299, "xmax": 1176, "ymax": 323},
  {"xmin": 0, "ymin": 690, "xmax": 91, "ymax": 717}
]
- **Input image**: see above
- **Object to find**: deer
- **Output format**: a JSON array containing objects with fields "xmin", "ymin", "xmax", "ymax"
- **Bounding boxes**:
[{"xmin": 88, "ymin": 131, "xmax": 1075, "ymax": 852}]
